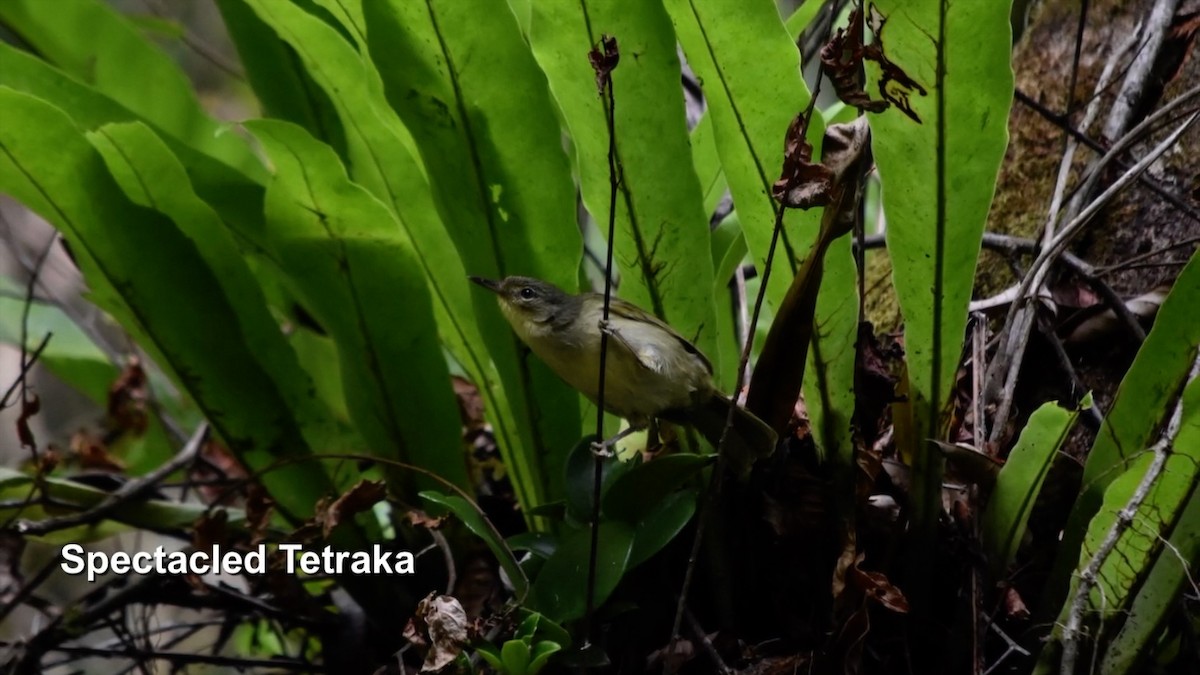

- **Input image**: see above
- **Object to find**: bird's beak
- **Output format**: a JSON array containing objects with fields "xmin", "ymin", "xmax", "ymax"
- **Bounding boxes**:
[{"xmin": 469, "ymin": 276, "xmax": 501, "ymax": 294}]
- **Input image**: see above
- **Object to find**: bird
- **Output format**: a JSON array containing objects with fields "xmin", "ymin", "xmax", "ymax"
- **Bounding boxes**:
[{"xmin": 470, "ymin": 275, "xmax": 776, "ymax": 467}]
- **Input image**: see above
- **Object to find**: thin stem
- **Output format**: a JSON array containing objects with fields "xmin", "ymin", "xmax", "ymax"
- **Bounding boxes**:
[{"xmin": 583, "ymin": 35, "xmax": 621, "ymax": 648}]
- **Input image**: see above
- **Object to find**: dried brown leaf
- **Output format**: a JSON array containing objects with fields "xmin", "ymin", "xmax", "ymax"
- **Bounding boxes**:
[
  {"xmin": 408, "ymin": 592, "xmax": 469, "ymax": 672},
  {"xmin": 16, "ymin": 392, "xmax": 40, "ymax": 450},
  {"xmin": 405, "ymin": 509, "xmax": 446, "ymax": 530},
  {"xmin": 70, "ymin": 429, "xmax": 124, "ymax": 472},
  {"xmin": 192, "ymin": 510, "xmax": 230, "ymax": 551},
  {"xmin": 319, "ymin": 480, "xmax": 387, "ymax": 538},
  {"xmin": 850, "ymin": 564, "xmax": 910, "ymax": 614},
  {"xmin": 1004, "ymin": 585, "xmax": 1030, "ymax": 620},
  {"xmin": 773, "ymin": 112, "xmax": 835, "ymax": 209},
  {"xmin": 588, "ymin": 35, "xmax": 619, "ymax": 93},
  {"xmin": 107, "ymin": 357, "xmax": 148, "ymax": 436}
]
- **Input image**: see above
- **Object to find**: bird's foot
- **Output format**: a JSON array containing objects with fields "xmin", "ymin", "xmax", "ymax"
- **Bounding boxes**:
[
  {"xmin": 590, "ymin": 439, "xmax": 616, "ymax": 458},
  {"xmin": 590, "ymin": 424, "xmax": 643, "ymax": 458},
  {"xmin": 598, "ymin": 318, "xmax": 616, "ymax": 336}
]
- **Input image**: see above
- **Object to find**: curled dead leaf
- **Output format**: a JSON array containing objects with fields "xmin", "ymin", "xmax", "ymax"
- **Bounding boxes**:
[
  {"xmin": 820, "ymin": 4, "xmax": 927, "ymax": 122},
  {"xmin": 588, "ymin": 35, "xmax": 619, "ymax": 93},
  {"xmin": 407, "ymin": 592, "xmax": 469, "ymax": 672},
  {"xmin": 1003, "ymin": 585, "xmax": 1030, "ymax": 620},
  {"xmin": 406, "ymin": 508, "xmax": 446, "ymax": 529},
  {"xmin": 245, "ymin": 485, "xmax": 273, "ymax": 546},
  {"xmin": 850, "ymin": 565, "xmax": 909, "ymax": 614},
  {"xmin": 16, "ymin": 392, "xmax": 40, "ymax": 450},
  {"xmin": 320, "ymin": 479, "xmax": 387, "ymax": 538},
  {"xmin": 71, "ymin": 428, "xmax": 124, "ymax": 472},
  {"xmin": 773, "ymin": 111, "xmax": 836, "ymax": 208},
  {"xmin": 108, "ymin": 356, "xmax": 149, "ymax": 436}
]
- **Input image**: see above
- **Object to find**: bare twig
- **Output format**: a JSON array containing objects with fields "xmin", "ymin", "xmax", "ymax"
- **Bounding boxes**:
[
  {"xmin": 0, "ymin": 333, "xmax": 52, "ymax": 412},
  {"xmin": 15, "ymin": 423, "xmax": 209, "ymax": 536},
  {"xmin": 0, "ymin": 554, "xmax": 61, "ymax": 627},
  {"xmin": 862, "ymin": 231, "xmax": 1148, "ymax": 342},
  {"xmin": 1101, "ymin": 0, "xmax": 1183, "ymax": 142},
  {"xmin": 1097, "ymin": 235, "xmax": 1200, "ymax": 274},
  {"xmin": 584, "ymin": 33, "xmax": 621, "ymax": 648},
  {"xmin": 1059, "ymin": 352, "xmax": 1200, "ymax": 673},
  {"xmin": 1043, "ymin": 21, "xmax": 1137, "ymax": 245},
  {"xmin": 684, "ymin": 608, "xmax": 733, "ymax": 675},
  {"xmin": 1038, "ymin": 314, "xmax": 1106, "ymax": 429},
  {"xmin": 22, "ymin": 643, "xmax": 320, "ymax": 672},
  {"xmin": 1014, "ymin": 90, "xmax": 1200, "ymax": 229},
  {"xmin": 986, "ymin": 108, "xmax": 1200, "ymax": 443},
  {"xmin": 981, "ymin": 612, "xmax": 1031, "ymax": 675}
]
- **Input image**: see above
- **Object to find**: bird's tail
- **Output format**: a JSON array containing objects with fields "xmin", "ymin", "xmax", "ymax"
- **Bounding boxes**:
[{"xmin": 679, "ymin": 393, "xmax": 778, "ymax": 477}]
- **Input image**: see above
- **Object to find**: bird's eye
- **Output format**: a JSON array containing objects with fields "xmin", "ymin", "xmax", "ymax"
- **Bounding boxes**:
[{"xmin": 519, "ymin": 287, "xmax": 536, "ymax": 300}]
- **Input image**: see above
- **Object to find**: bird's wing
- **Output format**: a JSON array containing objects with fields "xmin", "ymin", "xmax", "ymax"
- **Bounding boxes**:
[{"xmin": 600, "ymin": 296, "xmax": 713, "ymax": 375}]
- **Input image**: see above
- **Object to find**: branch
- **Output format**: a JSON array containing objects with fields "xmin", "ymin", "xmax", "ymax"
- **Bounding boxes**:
[
  {"xmin": 1058, "ymin": 352, "xmax": 1200, "ymax": 673},
  {"xmin": 15, "ymin": 423, "xmax": 208, "ymax": 536}
]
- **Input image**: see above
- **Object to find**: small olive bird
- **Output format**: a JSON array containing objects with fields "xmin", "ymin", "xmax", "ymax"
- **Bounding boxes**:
[{"xmin": 470, "ymin": 276, "xmax": 777, "ymax": 464}]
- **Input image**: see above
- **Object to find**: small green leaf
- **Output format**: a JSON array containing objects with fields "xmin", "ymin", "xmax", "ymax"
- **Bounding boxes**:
[
  {"xmin": 420, "ymin": 490, "xmax": 527, "ymax": 599},
  {"xmin": 628, "ymin": 489, "xmax": 698, "ymax": 569},
  {"xmin": 601, "ymin": 454, "xmax": 712, "ymax": 523},
  {"xmin": 0, "ymin": 0, "xmax": 260, "ymax": 175},
  {"xmin": 501, "ymin": 638, "xmax": 532, "ymax": 675},
  {"xmin": 982, "ymin": 400, "xmax": 1078, "ymax": 575},
  {"xmin": 515, "ymin": 611, "xmax": 539, "ymax": 642},
  {"xmin": 528, "ymin": 640, "xmax": 565, "ymax": 675},
  {"xmin": 1046, "ymin": 251, "xmax": 1200, "ymax": 614},
  {"xmin": 529, "ymin": 521, "xmax": 634, "ymax": 622},
  {"xmin": 475, "ymin": 642, "xmax": 504, "ymax": 671},
  {"xmin": 507, "ymin": 532, "xmax": 558, "ymax": 560},
  {"xmin": 521, "ymin": 608, "xmax": 571, "ymax": 650}
]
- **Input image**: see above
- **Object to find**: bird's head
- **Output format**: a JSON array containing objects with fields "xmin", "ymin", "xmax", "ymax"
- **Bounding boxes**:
[{"xmin": 469, "ymin": 275, "xmax": 576, "ymax": 326}]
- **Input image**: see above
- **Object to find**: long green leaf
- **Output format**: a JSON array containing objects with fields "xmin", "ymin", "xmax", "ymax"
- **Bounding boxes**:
[
  {"xmin": 0, "ymin": 0, "xmax": 261, "ymax": 177},
  {"xmin": 664, "ymin": 0, "xmax": 857, "ymax": 466},
  {"xmin": 865, "ymin": 0, "xmax": 1013, "ymax": 597},
  {"xmin": 1045, "ymin": 251, "xmax": 1200, "ymax": 615},
  {"xmin": 420, "ymin": 490, "xmax": 528, "ymax": 598},
  {"xmin": 246, "ymin": 119, "xmax": 467, "ymax": 493},
  {"xmin": 361, "ymin": 0, "xmax": 585, "ymax": 497},
  {"xmin": 234, "ymin": 0, "xmax": 546, "ymax": 513},
  {"xmin": 0, "ymin": 89, "xmax": 335, "ymax": 522},
  {"xmin": 1041, "ymin": 374, "xmax": 1200, "ymax": 673},
  {"xmin": 0, "ymin": 41, "xmax": 268, "ymax": 235},
  {"xmin": 688, "ymin": 1, "xmax": 827, "ymax": 223},
  {"xmin": 526, "ymin": 0, "xmax": 721, "ymax": 380},
  {"xmin": 213, "ymin": 0, "xmax": 347, "ymax": 155},
  {"xmin": 86, "ymin": 121, "xmax": 363, "ymax": 484},
  {"xmin": 982, "ymin": 399, "xmax": 1079, "ymax": 575},
  {"xmin": 1100, "ymin": 484, "xmax": 1200, "ymax": 675},
  {"xmin": 663, "ymin": 0, "xmax": 820, "ymax": 307}
]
